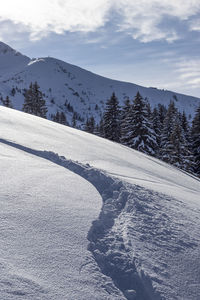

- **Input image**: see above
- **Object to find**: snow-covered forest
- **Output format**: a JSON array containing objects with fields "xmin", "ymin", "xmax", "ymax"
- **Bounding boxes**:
[
  {"xmin": 3, "ymin": 82, "xmax": 199, "ymax": 178},
  {"xmin": 84, "ymin": 92, "xmax": 200, "ymax": 178}
]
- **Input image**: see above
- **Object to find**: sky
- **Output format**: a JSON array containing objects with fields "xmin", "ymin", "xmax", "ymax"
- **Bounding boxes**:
[{"xmin": 0, "ymin": 0, "xmax": 200, "ymax": 97}]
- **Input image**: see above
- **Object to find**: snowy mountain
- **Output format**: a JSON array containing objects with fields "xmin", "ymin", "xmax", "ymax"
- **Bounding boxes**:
[
  {"xmin": 0, "ymin": 42, "xmax": 30, "ymax": 80},
  {"xmin": 0, "ymin": 42, "xmax": 200, "ymax": 127},
  {"xmin": 0, "ymin": 106, "xmax": 200, "ymax": 299}
]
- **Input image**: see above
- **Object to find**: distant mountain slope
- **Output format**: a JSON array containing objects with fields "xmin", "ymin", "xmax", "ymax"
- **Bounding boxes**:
[
  {"xmin": 0, "ymin": 42, "xmax": 200, "ymax": 126},
  {"xmin": 0, "ymin": 106, "xmax": 200, "ymax": 299},
  {"xmin": 0, "ymin": 41, "xmax": 30, "ymax": 78}
]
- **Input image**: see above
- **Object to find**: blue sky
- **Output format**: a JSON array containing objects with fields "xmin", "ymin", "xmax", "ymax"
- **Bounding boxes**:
[{"xmin": 0, "ymin": 0, "xmax": 200, "ymax": 97}]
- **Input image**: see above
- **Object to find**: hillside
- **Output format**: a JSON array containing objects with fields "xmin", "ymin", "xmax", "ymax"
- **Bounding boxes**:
[
  {"xmin": 0, "ymin": 106, "xmax": 200, "ymax": 299},
  {"xmin": 0, "ymin": 42, "xmax": 200, "ymax": 127}
]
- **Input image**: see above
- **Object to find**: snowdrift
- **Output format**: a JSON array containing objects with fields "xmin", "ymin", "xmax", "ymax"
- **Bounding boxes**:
[{"xmin": 0, "ymin": 106, "xmax": 200, "ymax": 300}]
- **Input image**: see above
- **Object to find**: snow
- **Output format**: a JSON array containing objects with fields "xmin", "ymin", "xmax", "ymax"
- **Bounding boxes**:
[
  {"xmin": 0, "ymin": 106, "xmax": 200, "ymax": 299},
  {"xmin": 0, "ymin": 42, "xmax": 30, "ymax": 80},
  {"xmin": 0, "ymin": 141, "xmax": 123, "ymax": 299}
]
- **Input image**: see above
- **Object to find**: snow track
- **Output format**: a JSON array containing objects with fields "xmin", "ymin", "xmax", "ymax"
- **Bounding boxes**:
[
  {"xmin": 0, "ymin": 139, "xmax": 161, "ymax": 300},
  {"xmin": 1, "ymin": 138, "xmax": 200, "ymax": 300}
]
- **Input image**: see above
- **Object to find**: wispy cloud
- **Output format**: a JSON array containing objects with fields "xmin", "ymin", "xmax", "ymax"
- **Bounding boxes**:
[
  {"xmin": 0, "ymin": 0, "xmax": 200, "ymax": 42},
  {"xmin": 189, "ymin": 18, "xmax": 200, "ymax": 32},
  {"xmin": 157, "ymin": 58, "xmax": 200, "ymax": 93},
  {"xmin": 175, "ymin": 59, "xmax": 200, "ymax": 88},
  {"xmin": 114, "ymin": 0, "xmax": 200, "ymax": 42}
]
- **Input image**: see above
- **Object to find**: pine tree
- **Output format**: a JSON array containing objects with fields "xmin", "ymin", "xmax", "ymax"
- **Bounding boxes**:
[
  {"xmin": 152, "ymin": 107, "xmax": 162, "ymax": 151},
  {"xmin": 52, "ymin": 111, "xmax": 68, "ymax": 125},
  {"xmin": 169, "ymin": 118, "xmax": 193, "ymax": 171},
  {"xmin": 22, "ymin": 82, "xmax": 47, "ymax": 118},
  {"xmin": 60, "ymin": 112, "xmax": 68, "ymax": 125},
  {"xmin": 84, "ymin": 117, "xmax": 90, "ymax": 133},
  {"xmin": 191, "ymin": 106, "xmax": 200, "ymax": 176},
  {"xmin": 32, "ymin": 82, "xmax": 47, "ymax": 118},
  {"xmin": 53, "ymin": 111, "xmax": 60, "ymax": 123},
  {"xmin": 120, "ymin": 99, "xmax": 132, "ymax": 145},
  {"xmin": 160, "ymin": 101, "xmax": 177, "ymax": 162},
  {"xmin": 103, "ymin": 92, "xmax": 121, "ymax": 142},
  {"xmin": 123, "ymin": 92, "xmax": 157, "ymax": 155},
  {"xmin": 23, "ymin": 83, "xmax": 34, "ymax": 114},
  {"xmin": 72, "ymin": 112, "xmax": 77, "ymax": 128},
  {"xmin": 157, "ymin": 103, "xmax": 167, "ymax": 126},
  {"xmin": 146, "ymin": 100, "xmax": 152, "ymax": 119},
  {"xmin": 121, "ymin": 98, "xmax": 131, "ymax": 120},
  {"xmin": 159, "ymin": 102, "xmax": 193, "ymax": 171},
  {"xmin": 181, "ymin": 111, "xmax": 189, "ymax": 133},
  {"xmin": 11, "ymin": 88, "xmax": 16, "ymax": 96},
  {"xmin": 4, "ymin": 96, "xmax": 13, "ymax": 108},
  {"xmin": 181, "ymin": 111, "xmax": 192, "ymax": 145},
  {"xmin": 96, "ymin": 117, "xmax": 104, "ymax": 137},
  {"xmin": 84, "ymin": 116, "xmax": 95, "ymax": 134}
]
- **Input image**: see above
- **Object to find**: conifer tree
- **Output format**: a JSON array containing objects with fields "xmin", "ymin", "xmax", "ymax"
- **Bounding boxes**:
[
  {"xmin": 4, "ymin": 96, "xmax": 13, "ymax": 108},
  {"xmin": 11, "ymin": 88, "xmax": 16, "ymax": 96},
  {"xmin": 84, "ymin": 116, "xmax": 95, "ymax": 134},
  {"xmin": 146, "ymin": 100, "xmax": 152, "ymax": 119},
  {"xmin": 169, "ymin": 118, "xmax": 193, "ymax": 171},
  {"xmin": 120, "ymin": 99, "xmax": 132, "ymax": 145},
  {"xmin": 60, "ymin": 112, "xmax": 67, "ymax": 125},
  {"xmin": 72, "ymin": 112, "xmax": 77, "ymax": 128},
  {"xmin": 160, "ymin": 101, "xmax": 177, "ymax": 162},
  {"xmin": 85, "ymin": 117, "xmax": 90, "ymax": 133},
  {"xmin": 152, "ymin": 107, "xmax": 162, "ymax": 151},
  {"xmin": 191, "ymin": 106, "xmax": 200, "ymax": 176},
  {"xmin": 181, "ymin": 111, "xmax": 189, "ymax": 132},
  {"xmin": 52, "ymin": 111, "xmax": 68, "ymax": 125},
  {"xmin": 96, "ymin": 117, "xmax": 104, "ymax": 137},
  {"xmin": 181, "ymin": 111, "xmax": 191, "ymax": 144},
  {"xmin": 121, "ymin": 99, "xmax": 131, "ymax": 120},
  {"xmin": 159, "ymin": 102, "xmax": 193, "ymax": 171},
  {"xmin": 32, "ymin": 82, "xmax": 47, "ymax": 118},
  {"xmin": 123, "ymin": 92, "xmax": 157, "ymax": 155},
  {"xmin": 103, "ymin": 92, "xmax": 121, "ymax": 142},
  {"xmin": 157, "ymin": 103, "xmax": 167, "ymax": 126},
  {"xmin": 53, "ymin": 111, "xmax": 60, "ymax": 123},
  {"xmin": 23, "ymin": 83, "xmax": 34, "ymax": 114},
  {"xmin": 23, "ymin": 82, "xmax": 47, "ymax": 118}
]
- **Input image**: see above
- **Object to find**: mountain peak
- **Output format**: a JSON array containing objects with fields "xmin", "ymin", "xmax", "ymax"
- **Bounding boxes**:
[
  {"xmin": 0, "ymin": 42, "xmax": 30, "ymax": 79},
  {"xmin": 0, "ymin": 41, "xmax": 24, "ymax": 57}
]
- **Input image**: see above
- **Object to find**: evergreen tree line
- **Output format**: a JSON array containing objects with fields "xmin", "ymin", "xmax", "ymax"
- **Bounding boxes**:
[
  {"xmin": 84, "ymin": 92, "xmax": 200, "ymax": 177},
  {"xmin": 0, "ymin": 95, "xmax": 13, "ymax": 108},
  {"xmin": 0, "ymin": 82, "xmax": 48, "ymax": 118},
  {"xmin": 1, "ymin": 81, "xmax": 82, "ymax": 127},
  {"xmin": 1, "ymin": 82, "xmax": 199, "ymax": 177}
]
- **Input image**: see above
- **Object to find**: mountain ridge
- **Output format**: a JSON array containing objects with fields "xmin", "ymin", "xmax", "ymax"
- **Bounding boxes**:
[{"xmin": 0, "ymin": 42, "xmax": 200, "ymax": 126}]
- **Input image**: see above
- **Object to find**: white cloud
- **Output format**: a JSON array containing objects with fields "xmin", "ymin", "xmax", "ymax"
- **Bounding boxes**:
[
  {"xmin": 0, "ymin": 0, "xmax": 112, "ymax": 40},
  {"xmin": 114, "ymin": 0, "xmax": 200, "ymax": 42},
  {"xmin": 0, "ymin": 0, "xmax": 199, "ymax": 42}
]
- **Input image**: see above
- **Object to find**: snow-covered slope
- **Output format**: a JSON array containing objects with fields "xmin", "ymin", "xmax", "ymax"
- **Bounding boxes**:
[
  {"xmin": 0, "ymin": 42, "xmax": 30, "ymax": 79},
  {"xmin": 0, "ymin": 107, "xmax": 200, "ymax": 299},
  {"xmin": 0, "ymin": 42, "xmax": 200, "ymax": 126}
]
